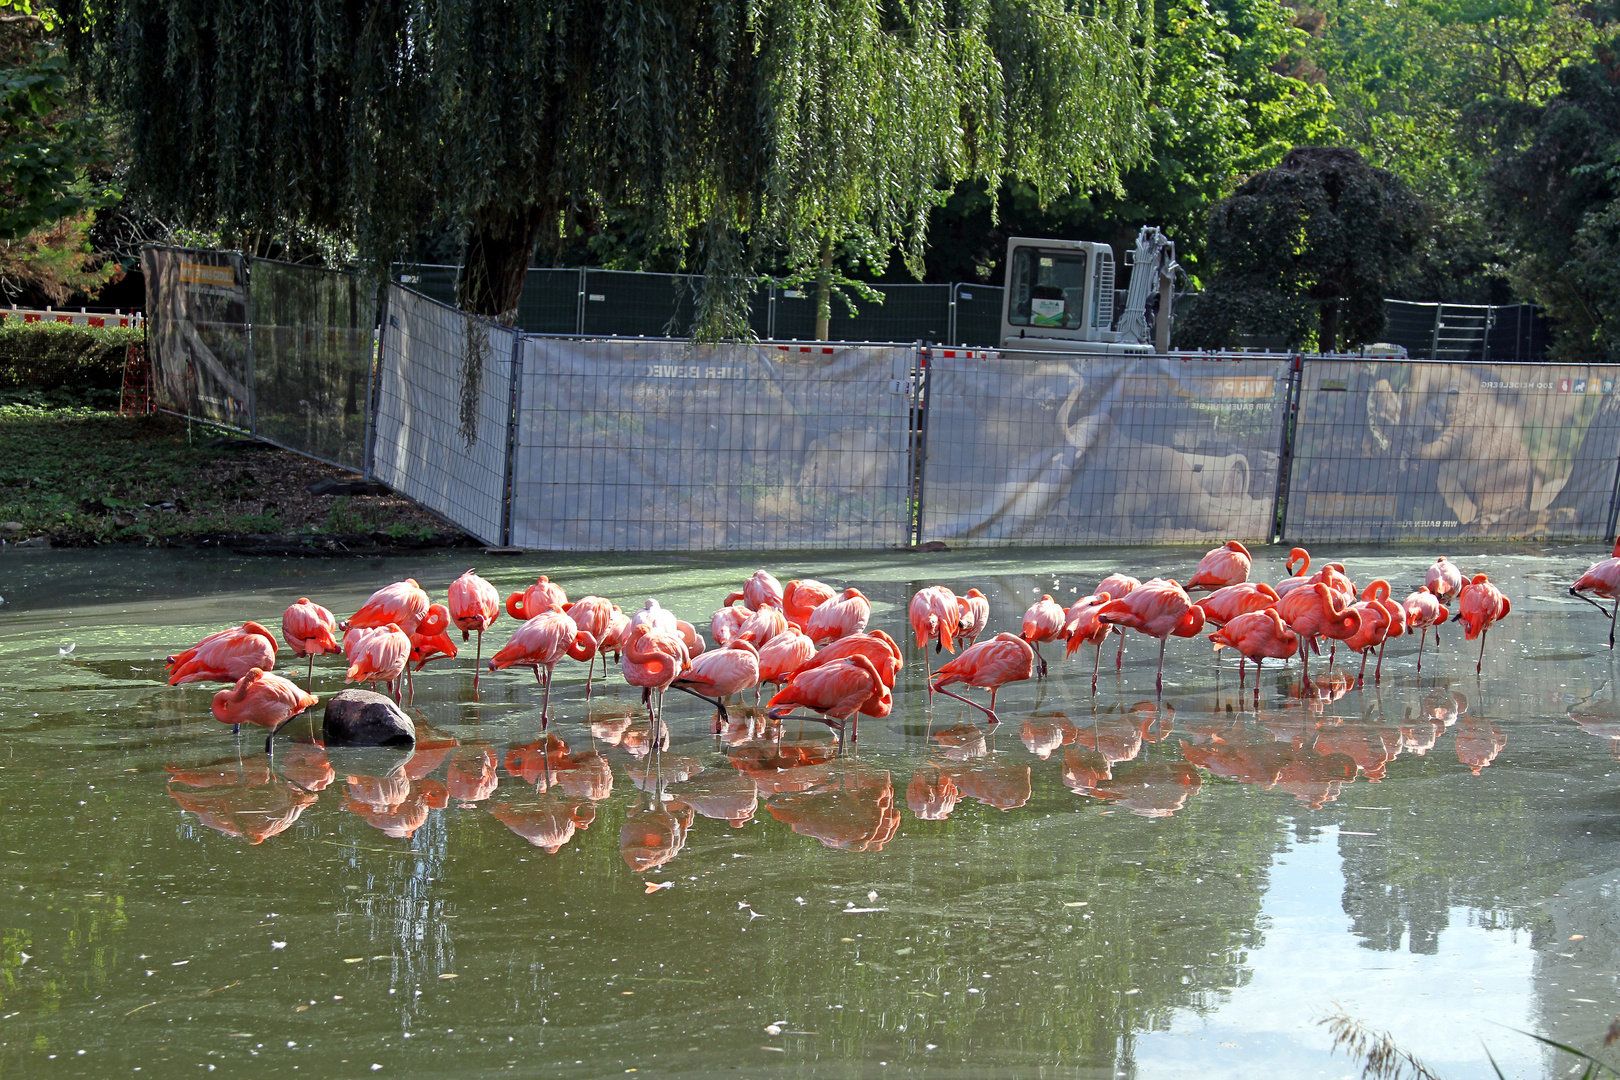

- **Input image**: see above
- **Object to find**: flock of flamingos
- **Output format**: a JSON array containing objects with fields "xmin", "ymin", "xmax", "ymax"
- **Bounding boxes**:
[{"xmin": 160, "ymin": 537, "xmax": 1620, "ymax": 755}]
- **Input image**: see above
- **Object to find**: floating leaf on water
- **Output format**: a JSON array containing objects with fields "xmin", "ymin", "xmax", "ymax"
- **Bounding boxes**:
[
  {"xmin": 439, "ymin": 973, "xmax": 457, "ymax": 980},
  {"xmin": 59, "ymin": 643, "xmax": 74, "ymax": 656},
  {"xmin": 1570, "ymin": 934, "xmax": 1586, "ymax": 941},
  {"xmin": 270, "ymin": 942, "xmax": 286, "ymax": 950},
  {"xmin": 1063, "ymin": 901, "xmax": 1088, "ymax": 907},
  {"xmin": 295, "ymin": 1005, "xmax": 309, "ymax": 1012},
  {"xmin": 343, "ymin": 958, "xmax": 364, "ymax": 964}
]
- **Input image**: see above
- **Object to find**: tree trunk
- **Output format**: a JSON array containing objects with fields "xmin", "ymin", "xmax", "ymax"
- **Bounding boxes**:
[
  {"xmin": 1319, "ymin": 300, "xmax": 1340, "ymax": 354},
  {"xmin": 814, "ymin": 232, "xmax": 834, "ymax": 341},
  {"xmin": 458, "ymin": 204, "xmax": 547, "ymax": 325}
]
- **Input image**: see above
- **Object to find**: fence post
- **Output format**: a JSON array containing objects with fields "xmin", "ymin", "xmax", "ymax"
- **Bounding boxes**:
[
  {"xmin": 576, "ymin": 268, "xmax": 587, "ymax": 335},
  {"xmin": 1430, "ymin": 304, "xmax": 1444, "ymax": 359},
  {"xmin": 767, "ymin": 283, "xmax": 777, "ymax": 341},
  {"xmin": 500, "ymin": 333, "xmax": 525, "ymax": 548},
  {"xmin": 243, "ymin": 255, "xmax": 256, "ymax": 436},
  {"xmin": 912, "ymin": 345, "xmax": 932, "ymax": 547},
  {"xmin": 365, "ymin": 283, "xmax": 389, "ymax": 481},
  {"xmin": 948, "ymin": 284, "xmax": 958, "ymax": 346},
  {"xmin": 1271, "ymin": 354, "xmax": 1303, "ymax": 542}
]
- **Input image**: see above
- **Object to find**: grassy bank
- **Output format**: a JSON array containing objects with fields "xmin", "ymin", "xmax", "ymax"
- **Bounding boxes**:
[{"xmin": 0, "ymin": 398, "xmax": 467, "ymax": 548}]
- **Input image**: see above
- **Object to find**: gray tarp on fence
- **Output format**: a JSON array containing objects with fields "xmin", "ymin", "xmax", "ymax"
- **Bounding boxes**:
[
  {"xmin": 141, "ymin": 245, "xmax": 251, "ymax": 425},
  {"xmin": 509, "ymin": 339, "xmax": 917, "ymax": 551},
  {"xmin": 1283, "ymin": 359, "xmax": 1620, "ymax": 542},
  {"xmin": 249, "ymin": 259, "xmax": 374, "ymax": 471},
  {"xmin": 921, "ymin": 355, "xmax": 1292, "ymax": 545},
  {"xmin": 373, "ymin": 284, "xmax": 519, "ymax": 546}
]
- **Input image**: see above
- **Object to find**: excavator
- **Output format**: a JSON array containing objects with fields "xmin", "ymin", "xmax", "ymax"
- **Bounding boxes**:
[{"xmin": 997, "ymin": 226, "xmax": 1177, "ymax": 356}]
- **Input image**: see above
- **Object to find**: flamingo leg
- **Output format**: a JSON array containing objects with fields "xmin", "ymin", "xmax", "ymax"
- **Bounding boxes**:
[
  {"xmin": 1033, "ymin": 641, "xmax": 1047, "ymax": 679},
  {"xmin": 1302, "ymin": 646, "xmax": 1312, "ymax": 693},
  {"xmin": 1155, "ymin": 635, "xmax": 1166, "ymax": 696},
  {"xmin": 1376, "ymin": 638, "xmax": 1387, "ymax": 683},
  {"xmin": 1116, "ymin": 632, "xmax": 1125, "ymax": 671},
  {"xmin": 1417, "ymin": 628, "xmax": 1426, "ymax": 672},
  {"xmin": 1239, "ymin": 656, "xmax": 1246, "ymax": 688},
  {"xmin": 935, "ymin": 684, "xmax": 997, "ymax": 725},
  {"xmin": 1477, "ymin": 629, "xmax": 1487, "ymax": 674},
  {"xmin": 474, "ymin": 629, "xmax": 483, "ymax": 688},
  {"xmin": 307, "ymin": 653, "xmax": 314, "ymax": 686},
  {"xmin": 1253, "ymin": 657, "xmax": 1261, "ymax": 706},
  {"xmin": 1611, "ymin": 598, "xmax": 1618, "ymax": 649},
  {"xmin": 672, "ymin": 683, "xmax": 728, "ymax": 723},
  {"xmin": 1356, "ymin": 649, "xmax": 1368, "ymax": 689},
  {"xmin": 586, "ymin": 653, "xmax": 595, "ymax": 700},
  {"xmin": 1092, "ymin": 640, "xmax": 1103, "ymax": 694}
]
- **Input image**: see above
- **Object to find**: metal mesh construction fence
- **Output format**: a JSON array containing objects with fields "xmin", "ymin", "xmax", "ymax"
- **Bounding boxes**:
[
  {"xmin": 141, "ymin": 245, "xmax": 251, "ymax": 425},
  {"xmin": 1282, "ymin": 359, "xmax": 1620, "ymax": 542},
  {"xmin": 248, "ymin": 260, "xmax": 373, "ymax": 471},
  {"xmin": 921, "ymin": 355, "xmax": 1293, "ymax": 546},
  {"xmin": 373, "ymin": 284, "xmax": 520, "ymax": 546},
  {"xmin": 509, "ymin": 339, "xmax": 918, "ymax": 551}
]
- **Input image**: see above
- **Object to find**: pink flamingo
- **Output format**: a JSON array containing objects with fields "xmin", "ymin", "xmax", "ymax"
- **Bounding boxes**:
[
  {"xmin": 1209, "ymin": 609, "xmax": 1298, "ymax": 703},
  {"xmin": 791, "ymin": 630, "xmax": 904, "ymax": 689},
  {"xmin": 1456, "ymin": 573, "xmax": 1510, "ymax": 674},
  {"xmin": 408, "ymin": 604, "xmax": 459, "ymax": 671},
  {"xmin": 343, "ymin": 624, "xmax": 411, "ymax": 697},
  {"xmin": 210, "ymin": 668, "xmax": 319, "ymax": 751},
  {"xmin": 1093, "ymin": 573, "xmax": 1139, "ymax": 670},
  {"xmin": 910, "ymin": 586, "xmax": 960, "ymax": 677},
  {"xmin": 1427, "ymin": 556, "xmax": 1463, "ymax": 600},
  {"xmin": 673, "ymin": 639, "xmax": 761, "ymax": 723},
  {"xmin": 281, "ymin": 599, "xmax": 340, "ymax": 685},
  {"xmin": 726, "ymin": 569, "xmax": 784, "ymax": 612},
  {"xmin": 781, "ymin": 579, "xmax": 837, "ymax": 632},
  {"xmin": 757, "ymin": 627, "xmax": 817, "ymax": 698},
  {"xmin": 1187, "ymin": 540, "xmax": 1252, "ymax": 591},
  {"xmin": 1275, "ymin": 582, "xmax": 1362, "ymax": 691},
  {"xmin": 767, "ymin": 655, "xmax": 891, "ymax": 744},
  {"xmin": 1273, "ymin": 548, "xmax": 1312, "ymax": 597},
  {"xmin": 345, "ymin": 578, "xmax": 429, "ymax": 636},
  {"xmin": 930, "ymin": 633, "xmax": 1035, "ymax": 725},
  {"xmin": 1571, "ymin": 538, "xmax": 1620, "ymax": 647},
  {"xmin": 167, "ymin": 622, "xmax": 279, "ymax": 685},
  {"xmin": 621, "ymin": 623, "xmax": 693, "ymax": 740},
  {"xmin": 563, "ymin": 595, "xmax": 616, "ymax": 697},
  {"xmin": 505, "ymin": 576, "xmax": 568, "ymax": 620},
  {"xmin": 711, "ymin": 603, "xmax": 748, "ymax": 645},
  {"xmin": 447, "ymin": 569, "xmax": 501, "ymax": 673},
  {"xmin": 1402, "ymin": 586, "xmax": 1449, "ymax": 671},
  {"xmin": 488, "ymin": 611, "xmax": 597, "ymax": 725},
  {"xmin": 1096, "ymin": 579, "xmax": 1207, "ymax": 694},
  {"xmin": 1194, "ymin": 582, "xmax": 1280, "ymax": 628},
  {"xmin": 1343, "ymin": 580, "xmax": 1405, "ymax": 687},
  {"xmin": 957, "ymin": 588, "xmax": 991, "ymax": 648},
  {"xmin": 1021, "ymin": 594, "xmax": 1066, "ymax": 679},
  {"xmin": 1063, "ymin": 594, "xmax": 1113, "ymax": 691},
  {"xmin": 806, "ymin": 588, "xmax": 871, "ymax": 643}
]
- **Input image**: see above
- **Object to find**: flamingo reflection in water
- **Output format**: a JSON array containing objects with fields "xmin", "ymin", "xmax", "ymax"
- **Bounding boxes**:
[
  {"xmin": 446, "ymin": 742, "xmax": 500, "ymax": 806},
  {"xmin": 166, "ymin": 754, "xmax": 318, "ymax": 844},
  {"xmin": 906, "ymin": 766, "xmax": 960, "ymax": 820},
  {"xmin": 668, "ymin": 770, "xmax": 760, "ymax": 828},
  {"xmin": 768, "ymin": 766, "xmax": 901, "ymax": 852},
  {"xmin": 1455, "ymin": 714, "xmax": 1506, "ymax": 775},
  {"xmin": 491, "ymin": 793, "xmax": 599, "ymax": 854}
]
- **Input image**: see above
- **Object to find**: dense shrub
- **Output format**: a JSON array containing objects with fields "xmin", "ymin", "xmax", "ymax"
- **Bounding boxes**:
[{"xmin": 0, "ymin": 320, "xmax": 144, "ymax": 390}]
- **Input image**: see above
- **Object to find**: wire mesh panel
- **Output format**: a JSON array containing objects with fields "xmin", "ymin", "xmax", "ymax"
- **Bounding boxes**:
[
  {"xmin": 772, "ymin": 283, "xmax": 950, "ymax": 342},
  {"xmin": 953, "ymin": 284, "xmax": 1004, "ymax": 346},
  {"xmin": 141, "ymin": 245, "xmax": 251, "ymax": 425},
  {"xmin": 1284, "ymin": 360, "xmax": 1620, "ymax": 542},
  {"xmin": 582, "ymin": 271, "xmax": 699, "ymax": 337},
  {"xmin": 922, "ymin": 355, "xmax": 1291, "ymax": 545},
  {"xmin": 510, "ymin": 339, "xmax": 916, "ymax": 551},
  {"xmin": 249, "ymin": 260, "xmax": 373, "ymax": 471},
  {"xmin": 373, "ymin": 284, "xmax": 518, "ymax": 546}
]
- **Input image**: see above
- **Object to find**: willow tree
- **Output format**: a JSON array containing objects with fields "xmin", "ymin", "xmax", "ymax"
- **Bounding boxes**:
[{"xmin": 64, "ymin": 0, "xmax": 1153, "ymax": 335}]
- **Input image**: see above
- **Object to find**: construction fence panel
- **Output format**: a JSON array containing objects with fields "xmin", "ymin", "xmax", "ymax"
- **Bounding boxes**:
[
  {"xmin": 141, "ymin": 245, "xmax": 251, "ymax": 425},
  {"xmin": 771, "ymin": 283, "xmax": 951, "ymax": 344},
  {"xmin": 1283, "ymin": 359, "xmax": 1620, "ymax": 543},
  {"xmin": 373, "ymin": 284, "xmax": 518, "ymax": 546},
  {"xmin": 510, "ymin": 340, "xmax": 917, "ymax": 551},
  {"xmin": 921, "ymin": 355, "xmax": 1292, "ymax": 546},
  {"xmin": 248, "ymin": 259, "xmax": 373, "ymax": 471},
  {"xmin": 952, "ymin": 284, "xmax": 1004, "ymax": 347},
  {"xmin": 582, "ymin": 271, "xmax": 699, "ymax": 338}
]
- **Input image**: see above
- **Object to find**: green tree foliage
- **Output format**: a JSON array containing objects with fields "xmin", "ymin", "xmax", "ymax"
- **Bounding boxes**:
[
  {"xmin": 64, "ymin": 0, "xmax": 1156, "ymax": 335},
  {"xmin": 1489, "ymin": 36, "xmax": 1620, "ymax": 361},
  {"xmin": 1181, "ymin": 145, "xmax": 1421, "ymax": 350},
  {"xmin": 1305, "ymin": 0, "xmax": 1596, "ymax": 300},
  {"xmin": 923, "ymin": 0, "xmax": 1334, "ymax": 285}
]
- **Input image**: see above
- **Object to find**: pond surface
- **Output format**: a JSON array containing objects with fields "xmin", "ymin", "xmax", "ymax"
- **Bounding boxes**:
[{"xmin": 2, "ymin": 543, "xmax": 1618, "ymax": 1079}]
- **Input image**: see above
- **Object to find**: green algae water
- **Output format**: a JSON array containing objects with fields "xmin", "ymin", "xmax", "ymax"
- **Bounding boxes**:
[{"xmin": 1, "ymin": 543, "xmax": 1617, "ymax": 1079}]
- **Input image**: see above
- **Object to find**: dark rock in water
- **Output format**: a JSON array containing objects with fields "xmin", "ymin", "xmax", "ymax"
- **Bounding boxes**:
[{"xmin": 323, "ymin": 690, "xmax": 416, "ymax": 746}]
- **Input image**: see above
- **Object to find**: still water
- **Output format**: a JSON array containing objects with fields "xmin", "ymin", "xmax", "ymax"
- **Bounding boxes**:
[{"xmin": 1, "ymin": 543, "xmax": 1617, "ymax": 1079}]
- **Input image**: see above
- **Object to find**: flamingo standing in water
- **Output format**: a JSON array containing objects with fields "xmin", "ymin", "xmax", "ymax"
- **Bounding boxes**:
[
  {"xmin": 620, "ymin": 623, "xmax": 692, "ymax": 740},
  {"xmin": 168, "ymin": 623, "xmax": 279, "ymax": 685},
  {"xmin": 726, "ymin": 569, "xmax": 783, "ymax": 612},
  {"xmin": 563, "ymin": 595, "xmax": 616, "ymax": 697},
  {"xmin": 806, "ymin": 588, "xmax": 871, "ymax": 643},
  {"xmin": 791, "ymin": 630, "xmax": 903, "ymax": 689},
  {"xmin": 211, "ymin": 668, "xmax": 319, "ymax": 751},
  {"xmin": 408, "ymin": 605, "xmax": 459, "ymax": 672},
  {"xmin": 506, "ymin": 576, "xmax": 568, "ymax": 620},
  {"xmin": 447, "ymin": 569, "xmax": 501, "ymax": 674},
  {"xmin": 488, "ymin": 611, "xmax": 598, "ymax": 725},
  {"xmin": 930, "ymin": 633, "xmax": 1035, "ymax": 725},
  {"xmin": 1402, "ymin": 586, "xmax": 1448, "ymax": 670},
  {"xmin": 910, "ymin": 586, "xmax": 960, "ymax": 678},
  {"xmin": 711, "ymin": 604, "xmax": 748, "ymax": 646},
  {"xmin": 672, "ymin": 639, "xmax": 760, "ymax": 723},
  {"xmin": 1021, "ymin": 594, "xmax": 1066, "ymax": 679},
  {"xmin": 1209, "ymin": 609, "xmax": 1298, "ymax": 703},
  {"xmin": 1343, "ymin": 580, "xmax": 1405, "ymax": 687},
  {"xmin": 1273, "ymin": 548, "xmax": 1312, "ymax": 597},
  {"xmin": 781, "ymin": 579, "xmax": 837, "ymax": 632},
  {"xmin": 957, "ymin": 589, "xmax": 991, "ymax": 648},
  {"xmin": 1096, "ymin": 579, "xmax": 1207, "ymax": 694},
  {"xmin": 343, "ymin": 624, "xmax": 411, "ymax": 697},
  {"xmin": 768, "ymin": 655, "xmax": 891, "ymax": 744},
  {"xmin": 1427, "ymin": 556, "xmax": 1463, "ymax": 600},
  {"xmin": 1571, "ymin": 538, "xmax": 1620, "ymax": 647},
  {"xmin": 281, "ymin": 599, "xmax": 339, "ymax": 685},
  {"xmin": 1187, "ymin": 541, "xmax": 1252, "ymax": 591},
  {"xmin": 345, "ymin": 578, "xmax": 429, "ymax": 636},
  {"xmin": 757, "ymin": 627, "xmax": 817, "ymax": 699},
  {"xmin": 1063, "ymin": 594, "xmax": 1113, "ymax": 692},
  {"xmin": 1093, "ymin": 573, "xmax": 1139, "ymax": 670},
  {"xmin": 1275, "ymin": 583, "xmax": 1362, "ymax": 691},
  {"xmin": 1456, "ymin": 573, "xmax": 1510, "ymax": 674}
]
